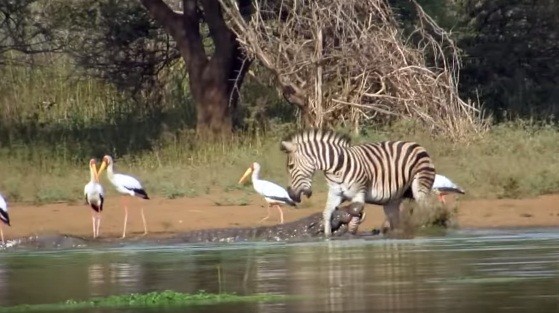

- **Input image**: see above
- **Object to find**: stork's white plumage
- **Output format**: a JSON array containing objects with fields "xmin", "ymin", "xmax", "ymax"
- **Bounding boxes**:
[
  {"xmin": 0, "ymin": 192, "xmax": 10, "ymax": 245},
  {"xmin": 432, "ymin": 174, "xmax": 465, "ymax": 204},
  {"xmin": 98, "ymin": 155, "xmax": 149, "ymax": 238},
  {"xmin": 238, "ymin": 162, "xmax": 296, "ymax": 224},
  {"xmin": 84, "ymin": 158, "xmax": 104, "ymax": 238}
]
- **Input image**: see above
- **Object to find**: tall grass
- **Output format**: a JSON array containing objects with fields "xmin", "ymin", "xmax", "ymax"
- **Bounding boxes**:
[
  {"xmin": 1, "ymin": 56, "xmax": 559, "ymax": 204},
  {"xmin": 1, "ymin": 120, "xmax": 559, "ymax": 204}
]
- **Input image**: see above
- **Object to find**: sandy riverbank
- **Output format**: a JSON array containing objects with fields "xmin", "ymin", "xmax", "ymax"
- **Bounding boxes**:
[{"xmin": 3, "ymin": 193, "xmax": 559, "ymax": 240}]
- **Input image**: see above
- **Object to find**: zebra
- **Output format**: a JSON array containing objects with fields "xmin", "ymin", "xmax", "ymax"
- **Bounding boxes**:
[{"xmin": 280, "ymin": 129, "xmax": 436, "ymax": 237}]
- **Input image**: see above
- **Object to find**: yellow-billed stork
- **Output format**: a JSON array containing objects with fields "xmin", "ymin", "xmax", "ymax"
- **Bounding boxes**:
[
  {"xmin": 84, "ymin": 158, "xmax": 104, "ymax": 238},
  {"xmin": 238, "ymin": 162, "xmax": 296, "ymax": 224},
  {"xmin": 433, "ymin": 174, "xmax": 465, "ymax": 204},
  {"xmin": 0, "ymin": 192, "xmax": 10, "ymax": 245},
  {"xmin": 98, "ymin": 155, "xmax": 149, "ymax": 238}
]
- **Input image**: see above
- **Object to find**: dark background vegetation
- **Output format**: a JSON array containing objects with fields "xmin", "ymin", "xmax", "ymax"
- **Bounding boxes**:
[{"xmin": 2, "ymin": 0, "xmax": 557, "ymax": 154}]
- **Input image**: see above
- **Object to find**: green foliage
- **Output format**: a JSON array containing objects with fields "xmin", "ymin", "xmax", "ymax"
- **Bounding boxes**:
[
  {"xmin": 457, "ymin": 0, "xmax": 559, "ymax": 121},
  {"xmin": 0, "ymin": 57, "xmax": 165, "ymax": 161},
  {"xmin": 45, "ymin": 0, "xmax": 179, "ymax": 94},
  {"xmin": 3, "ymin": 0, "xmax": 558, "ymax": 137},
  {"xmin": 390, "ymin": 0, "xmax": 460, "ymax": 32},
  {"xmin": 0, "ymin": 0, "xmax": 60, "ymax": 63},
  {"xmin": 393, "ymin": 0, "xmax": 559, "ymax": 122},
  {"xmin": 0, "ymin": 290, "xmax": 289, "ymax": 312}
]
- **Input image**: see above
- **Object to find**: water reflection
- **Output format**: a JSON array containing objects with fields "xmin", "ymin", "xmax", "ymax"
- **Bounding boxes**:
[
  {"xmin": 87, "ymin": 262, "xmax": 143, "ymax": 296},
  {"xmin": 0, "ymin": 230, "xmax": 558, "ymax": 313}
]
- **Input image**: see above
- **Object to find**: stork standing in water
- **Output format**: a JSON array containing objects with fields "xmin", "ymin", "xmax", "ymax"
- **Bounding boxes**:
[
  {"xmin": 98, "ymin": 155, "xmax": 150, "ymax": 238},
  {"xmin": 432, "ymin": 174, "xmax": 465, "ymax": 204},
  {"xmin": 238, "ymin": 162, "xmax": 297, "ymax": 224},
  {"xmin": 0, "ymin": 193, "xmax": 10, "ymax": 245},
  {"xmin": 84, "ymin": 158, "xmax": 104, "ymax": 238}
]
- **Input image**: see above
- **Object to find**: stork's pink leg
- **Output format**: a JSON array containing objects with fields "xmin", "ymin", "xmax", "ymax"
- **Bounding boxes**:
[
  {"xmin": 95, "ymin": 212, "xmax": 102, "ymax": 238},
  {"xmin": 275, "ymin": 205, "xmax": 284, "ymax": 224},
  {"xmin": 140, "ymin": 207, "xmax": 148, "ymax": 236},
  {"xmin": 91, "ymin": 212, "xmax": 96, "ymax": 238},
  {"xmin": 438, "ymin": 194, "xmax": 446, "ymax": 204},
  {"xmin": 259, "ymin": 205, "xmax": 272, "ymax": 223},
  {"xmin": 121, "ymin": 196, "xmax": 129, "ymax": 238},
  {"xmin": 0, "ymin": 225, "xmax": 4, "ymax": 245}
]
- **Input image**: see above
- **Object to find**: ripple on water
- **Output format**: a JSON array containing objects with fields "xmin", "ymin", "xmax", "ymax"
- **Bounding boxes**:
[{"xmin": 0, "ymin": 227, "xmax": 558, "ymax": 313}]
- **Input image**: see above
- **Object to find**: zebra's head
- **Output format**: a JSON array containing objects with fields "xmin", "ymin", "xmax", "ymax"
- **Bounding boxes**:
[
  {"xmin": 281, "ymin": 129, "xmax": 351, "ymax": 203},
  {"xmin": 280, "ymin": 140, "xmax": 314, "ymax": 203}
]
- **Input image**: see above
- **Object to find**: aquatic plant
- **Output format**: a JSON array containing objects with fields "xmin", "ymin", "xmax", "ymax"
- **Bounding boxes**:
[{"xmin": 0, "ymin": 290, "xmax": 289, "ymax": 312}]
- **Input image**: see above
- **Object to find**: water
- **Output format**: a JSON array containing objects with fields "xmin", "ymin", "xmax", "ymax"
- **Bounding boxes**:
[{"xmin": 1, "ymin": 228, "xmax": 558, "ymax": 313}]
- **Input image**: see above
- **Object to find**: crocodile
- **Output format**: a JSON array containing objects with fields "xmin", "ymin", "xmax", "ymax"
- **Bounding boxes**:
[
  {"xmin": 2, "ymin": 204, "xmax": 367, "ymax": 250},
  {"xmin": 172, "ymin": 201, "xmax": 366, "ymax": 243}
]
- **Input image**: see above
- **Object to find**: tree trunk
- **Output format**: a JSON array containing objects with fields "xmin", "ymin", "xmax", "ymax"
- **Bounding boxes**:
[
  {"xmin": 140, "ymin": 0, "xmax": 252, "ymax": 139},
  {"xmin": 190, "ymin": 78, "xmax": 234, "ymax": 139}
]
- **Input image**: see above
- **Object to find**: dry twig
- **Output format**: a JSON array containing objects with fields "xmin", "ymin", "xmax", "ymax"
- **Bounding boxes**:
[{"xmin": 219, "ymin": 0, "xmax": 489, "ymax": 141}]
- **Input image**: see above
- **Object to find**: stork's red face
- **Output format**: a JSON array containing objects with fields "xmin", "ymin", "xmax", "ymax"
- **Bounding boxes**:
[{"xmin": 102, "ymin": 156, "xmax": 112, "ymax": 165}]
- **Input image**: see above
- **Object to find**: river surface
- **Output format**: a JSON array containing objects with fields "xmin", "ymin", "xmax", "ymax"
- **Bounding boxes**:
[{"xmin": 0, "ymin": 228, "xmax": 558, "ymax": 313}]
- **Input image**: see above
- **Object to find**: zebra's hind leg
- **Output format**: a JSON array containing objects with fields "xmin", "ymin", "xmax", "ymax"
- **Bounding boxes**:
[
  {"xmin": 411, "ymin": 172, "xmax": 435, "ymax": 204},
  {"xmin": 382, "ymin": 199, "xmax": 403, "ymax": 233}
]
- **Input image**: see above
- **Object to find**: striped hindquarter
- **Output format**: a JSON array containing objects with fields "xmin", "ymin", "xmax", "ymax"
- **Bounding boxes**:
[
  {"xmin": 281, "ymin": 129, "xmax": 435, "ymax": 237},
  {"xmin": 350, "ymin": 141, "xmax": 435, "ymax": 204}
]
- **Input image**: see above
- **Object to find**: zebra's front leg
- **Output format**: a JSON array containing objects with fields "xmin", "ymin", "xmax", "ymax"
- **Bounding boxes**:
[
  {"xmin": 382, "ymin": 199, "xmax": 403, "ymax": 232},
  {"xmin": 323, "ymin": 191, "xmax": 343, "ymax": 237}
]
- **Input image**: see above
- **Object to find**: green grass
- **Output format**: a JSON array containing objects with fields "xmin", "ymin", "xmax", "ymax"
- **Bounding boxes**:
[
  {"xmin": 0, "ymin": 290, "xmax": 291, "ymax": 312},
  {"xmin": 1, "ymin": 120, "xmax": 559, "ymax": 204},
  {"xmin": 2, "ymin": 55, "xmax": 559, "ymax": 205}
]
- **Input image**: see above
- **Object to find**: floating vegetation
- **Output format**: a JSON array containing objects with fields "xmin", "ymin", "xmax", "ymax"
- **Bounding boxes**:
[
  {"xmin": 427, "ymin": 276, "xmax": 539, "ymax": 285},
  {"xmin": 0, "ymin": 290, "xmax": 290, "ymax": 312}
]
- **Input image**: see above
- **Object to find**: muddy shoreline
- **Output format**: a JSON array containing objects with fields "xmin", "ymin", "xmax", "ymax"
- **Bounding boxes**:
[
  {"xmin": 2, "ymin": 212, "xmax": 376, "ymax": 250},
  {"xmin": 2, "ymin": 193, "xmax": 559, "ymax": 246}
]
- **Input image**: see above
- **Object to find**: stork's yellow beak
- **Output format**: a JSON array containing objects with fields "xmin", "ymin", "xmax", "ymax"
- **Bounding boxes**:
[
  {"xmin": 90, "ymin": 162, "xmax": 100, "ymax": 181},
  {"xmin": 97, "ymin": 160, "xmax": 107, "ymax": 177},
  {"xmin": 238, "ymin": 167, "xmax": 252, "ymax": 184}
]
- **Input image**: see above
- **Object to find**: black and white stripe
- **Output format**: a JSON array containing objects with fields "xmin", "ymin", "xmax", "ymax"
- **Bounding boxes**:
[
  {"xmin": 0, "ymin": 209, "xmax": 9, "ymax": 226},
  {"xmin": 280, "ymin": 129, "xmax": 436, "ymax": 236},
  {"xmin": 0, "ymin": 193, "xmax": 9, "ymax": 226},
  {"xmin": 128, "ymin": 188, "xmax": 150, "ymax": 200},
  {"xmin": 86, "ymin": 194, "xmax": 104, "ymax": 213}
]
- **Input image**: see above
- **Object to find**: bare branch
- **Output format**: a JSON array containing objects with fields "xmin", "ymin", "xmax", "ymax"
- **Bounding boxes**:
[{"xmin": 219, "ymin": 0, "xmax": 488, "ymax": 141}]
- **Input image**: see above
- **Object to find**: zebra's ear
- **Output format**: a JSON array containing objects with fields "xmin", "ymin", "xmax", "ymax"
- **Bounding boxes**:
[{"xmin": 280, "ymin": 141, "xmax": 297, "ymax": 153}]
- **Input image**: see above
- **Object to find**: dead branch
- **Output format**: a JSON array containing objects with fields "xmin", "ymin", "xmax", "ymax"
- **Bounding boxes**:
[{"xmin": 219, "ymin": 0, "xmax": 489, "ymax": 141}]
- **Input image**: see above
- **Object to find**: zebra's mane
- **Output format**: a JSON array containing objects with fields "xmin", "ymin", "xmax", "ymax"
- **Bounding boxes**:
[{"xmin": 284, "ymin": 129, "xmax": 351, "ymax": 147}]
